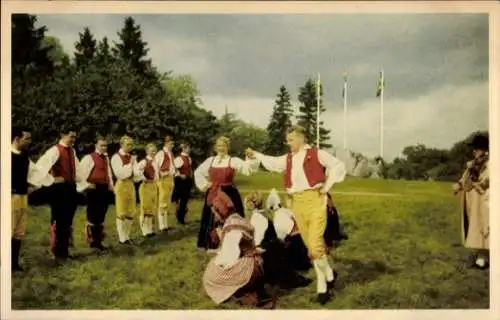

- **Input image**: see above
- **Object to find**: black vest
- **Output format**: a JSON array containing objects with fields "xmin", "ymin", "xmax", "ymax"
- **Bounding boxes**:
[{"xmin": 12, "ymin": 152, "xmax": 30, "ymax": 195}]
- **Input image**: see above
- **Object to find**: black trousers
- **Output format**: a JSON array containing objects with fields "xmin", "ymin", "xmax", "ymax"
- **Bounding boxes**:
[
  {"xmin": 86, "ymin": 184, "xmax": 110, "ymax": 245},
  {"xmin": 172, "ymin": 176, "xmax": 193, "ymax": 224},
  {"xmin": 49, "ymin": 182, "xmax": 78, "ymax": 258}
]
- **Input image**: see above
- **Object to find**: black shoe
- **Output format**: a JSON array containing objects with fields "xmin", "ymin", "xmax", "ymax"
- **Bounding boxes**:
[
  {"xmin": 327, "ymin": 271, "xmax": 338, "ymax": 290},
  {"xmin": 314, "ymin": 292, "xmax": 331, "ymax": 305},
  {"xmin": 91, "ymin": 243, "xmax": 107, "ymax": 251},
  {"xmin": 120, "ymin": 240, "xmax": 132, "ymax": 245},
  {"xmin": 146, "ymin": 233, "xmax": 155, "ymax": 238}
]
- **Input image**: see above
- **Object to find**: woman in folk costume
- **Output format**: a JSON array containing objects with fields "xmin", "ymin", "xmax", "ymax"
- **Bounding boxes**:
[
  {"xmin": 135, "ymin": 143, "xmax": 160, "ymax": 238},
  {"xmin": 194, "ymin": 136, "xmax": 257, "ymax": 251},
  {"xmin": 154, "ymin": 135, "xmax": 177, "ymax": 232},
  {"xmin": 246, "ymin": 125, "xmax": 346, "ymax": 305},
  {"xmin": 245, "ymin": 191, "xmax": 312, "ymax": 290},
  {"xmin": 172, "ymin": 143, "xmax": 194, "ymax": 225},
  {"xmin": 452, "ymin": 134, "xmax": 490, "ymax": 269},
  {"xmin": 202, "ymin": 190, "xmax": 276, "ymax": 309},
  {"xmin": 110, "ymin": 136, "xmax": 141, "ymax": 245},
  {"xmin": 77, "ymin": 135, "xmax": 114, "ymax": 250},
  {"xmin": 35, "ymin": 128, "xmax": 81, "ymax": 262}
]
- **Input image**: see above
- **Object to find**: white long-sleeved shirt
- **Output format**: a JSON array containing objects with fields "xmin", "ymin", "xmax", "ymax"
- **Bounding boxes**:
[
  {"xmin": 110, "ymin": 149, "xmax": 140, "ymax": 182},
  {"xmin": 76, "ymin": 151, "xmax": 114, "ymax": 192},
  {"xmin": 154, "ymin": 147, "xmax": 176, "ymax": 177},
  {"xmin": 193, "ymin": 155, "xmax": 259, "ymax": 191},
  {"xmin": 12, "ymin": 147, "xmax": 50, "ymax": 189},
  {"xmin": 254, "ymin": 144, "xmax": 346, "ymax": 194},
  {"xmin": 249, "ymin": 209, "xmax": 269, "ymax": 247},
  {"xmin": 214, "ymin": 229, "xmax": 243, "ymax": 269},
  {"xmin": 34, "ymin": 143, "xmax": 81, "ymax": 186},
  {"xmin": 173, "ymin": 152, "xmax": 192, "ymax": 175},
  {"xmin": 135, "ymin": 155, "xmax": 160, "ymax": 181}
]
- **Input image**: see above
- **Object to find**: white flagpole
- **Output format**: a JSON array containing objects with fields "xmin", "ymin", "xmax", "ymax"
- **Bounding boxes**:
[
  {"xmin": 343, "ymin": 72, "xmax": 347, "ymax": 150},
  {"xmin": 379, "ymin": 69, "xmax": 384, "ymax": 159},
  {"xmin": 316, "ymin": 72, "xmax": 320, "ymax": 148}
]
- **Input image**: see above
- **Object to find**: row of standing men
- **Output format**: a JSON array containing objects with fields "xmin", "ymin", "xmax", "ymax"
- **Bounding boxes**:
[{"xmin": 11, "ymin": 128, "xmax": 194, "ymax": 269}]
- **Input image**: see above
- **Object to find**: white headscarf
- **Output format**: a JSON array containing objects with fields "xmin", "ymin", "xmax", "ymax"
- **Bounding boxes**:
[
  {"xmin": 266, "ymin": 188, "xmax": 282, "ymax": 211},
  {"xmin": 273, "ymin": 208, "xmax": 295, "ymax": 241},
  {"xmin": 250, "ymin": 209, "xmax": 269, "ymax": 246}
]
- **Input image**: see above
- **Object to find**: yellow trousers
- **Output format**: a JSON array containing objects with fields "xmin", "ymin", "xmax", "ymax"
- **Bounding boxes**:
[
  {"xmin": 290, "ymin": 189, "xmax": 327, "ymax": 259},
  {"xmin": 139, "ymin": 181, "xmax": 158, "ymax": 218},
  {"xmin": 12, "ymin": 194, "xmax": 28, "ymax": 240},
  {"xmin": 157, "ymin": 175, "xmax": 174, "ymax": 214},
  {"xmin": 115, "ymin": 179, "xmax": 136, "ymax": 219}
]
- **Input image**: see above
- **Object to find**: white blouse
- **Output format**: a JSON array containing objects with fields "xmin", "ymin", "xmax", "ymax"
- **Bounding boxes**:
[
  {"xmin": 154, "ymin": 147, "xmax": 177, "ymax": 176},
  {"xmin": 110, "ymin": 149, "xmax": 141, "ymax": 182},
  {"xmin": 193, "ymin": 155, "xmax": 259, "ymax": 191},
  {"xmin": 250, "ymin": 209, "xmax": 269, "ymax": 247}
]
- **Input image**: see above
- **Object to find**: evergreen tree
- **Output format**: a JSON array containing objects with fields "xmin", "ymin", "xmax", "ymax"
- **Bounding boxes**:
[
  {"xmin": 95, "ymin": 36, "xmax": 112, "ymax": 67},
  {"xmin": 297, "ymin": 78, "xmax": 332, "ymax": 149},
  {"xmin": 265, "ymin": 85, "xmax": 293, "ymax": 155},
  {"xmin": 74, "ymin": 27, "xmax": 97, "ymax": 69},
  {"xmin": 218, "ymin": 105, "xmax": 238, "ymax": 137},
  {"xmin": 113, "ymin": 16, "xmax": 152, "ymax": 76},
  {"xmin": 11, "ymin": 14, "xmax": 53, "ymax": 74}
]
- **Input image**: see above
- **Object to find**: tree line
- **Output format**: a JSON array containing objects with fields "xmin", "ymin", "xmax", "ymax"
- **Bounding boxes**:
[{"xmin": 12, "ymin": 14, "xmax": 485, "ymax": 185}]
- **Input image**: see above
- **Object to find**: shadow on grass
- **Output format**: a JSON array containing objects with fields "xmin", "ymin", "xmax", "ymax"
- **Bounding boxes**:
[{"xmin": 334, "ymin": 257, "xmax": 400, "ymax": 292}]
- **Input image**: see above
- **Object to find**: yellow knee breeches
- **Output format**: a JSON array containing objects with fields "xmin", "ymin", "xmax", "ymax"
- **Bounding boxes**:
[
  {"xmin": 11, "ymin": 194, "xmax": 28, "ymax": 240},
  {"xmin": 115, "ymin": 179, "xmax": 136, "ymax": 219},
  {"xmin": 157, "ymin": 176, "xmax": 174, "ymax": 212},
  {"xmin": 290, "ymin": 189, "xmax": 327, "ymax": 259},
  {"xmin": 139, "ymin": 181, "xmax": 158, "ymax": 217}
]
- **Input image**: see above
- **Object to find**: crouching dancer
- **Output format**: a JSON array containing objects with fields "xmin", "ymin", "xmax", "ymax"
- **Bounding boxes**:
[{"xmin": 202, "ymin": 190, "xmax": 276, "ymax": 309}]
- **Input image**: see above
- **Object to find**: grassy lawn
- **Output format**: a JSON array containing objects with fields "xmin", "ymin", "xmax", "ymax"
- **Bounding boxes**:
[{"xmin": 11, "ymin": 172, "xmax": 489, "ymax": 309}]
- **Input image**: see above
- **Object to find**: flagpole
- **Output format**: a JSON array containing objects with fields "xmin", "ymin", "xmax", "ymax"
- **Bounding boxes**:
[
  {"xmin": 343, "ymin": 72, "xmax": 347, "ymax": 150},
  {"xmin": 379, "ymin": 69, "xmax": 384, "ymax": 159},
  {"xmin": 316, "ymin": 72, "xmax": 320, "ymax": 148}
]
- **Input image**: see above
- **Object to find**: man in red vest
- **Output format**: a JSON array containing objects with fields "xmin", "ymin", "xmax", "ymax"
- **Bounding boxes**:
[
  {"xmin": 35, "ymin": 128, "xmax": 81, "ymax": 263},
  {"xmin": 77, "ymin": 135, "xmax": 114, "ymax": 250},
  {"xmin": 246, "ymin": 124, "xmax": 347, "ymax": 305},
  {"xmin": 154, "ymin": 135, "xmax": 177, "ymax": 231},
  {"xmin": 172, "ymin": 142, "xmax": 193, "ymax": 225}
]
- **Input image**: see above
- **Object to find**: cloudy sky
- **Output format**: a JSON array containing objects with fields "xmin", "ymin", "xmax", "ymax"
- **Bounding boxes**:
[{"xmin": 36, "ymin": 13, "xmax": 489, "ymax": 160}]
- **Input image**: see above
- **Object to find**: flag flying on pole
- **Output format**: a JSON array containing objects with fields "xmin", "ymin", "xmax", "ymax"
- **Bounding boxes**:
[
  {"xmin": 376, "ymin": 70, "xmax": 384, "ymax": 97},
  {"xmin": 342, "ymin": 71, "xmax": 347, "ymax": 98}
]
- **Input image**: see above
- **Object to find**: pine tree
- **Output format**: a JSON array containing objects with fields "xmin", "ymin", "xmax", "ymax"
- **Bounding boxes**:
[
  {"xmin": 74, "ymin": 27, "xmax": 97, "ymax": 69},
  {"xmin": 265, "ymin": 85, "xmax": 294, "ymax": 155},
  {"xmin": 297, "ymin": 78, "xmax": 331, "ymax": 149},
  {"xmin": 11, "ymin": 14, "xmax": 53, "ymax": 75},
  {"xmin": 113, "ymin": 16, "xmax": 151, "ymax": 76},
  {"xmin": 218, "ymin": 105, "xmax": 238, "ymax": 137},
  {"xmin": 95, "ymin": 36, "xmax": 112, "ymax": 67}
]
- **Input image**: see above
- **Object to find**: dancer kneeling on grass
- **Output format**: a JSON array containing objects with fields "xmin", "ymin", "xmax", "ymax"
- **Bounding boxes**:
[
  {"xmin": 266, "ymin": 188, "xmax": 347, "ymax": 273},
  {"xmin": 245, "ymin": 191, "xmax": 312, "ymax": 290},
  {"xmin": 202, "ymin": 189, "xmax": 276, "ymax": 309},
  {"xmin": 136, "ymin": 143, "xmax": 160, "ymax": 238}
]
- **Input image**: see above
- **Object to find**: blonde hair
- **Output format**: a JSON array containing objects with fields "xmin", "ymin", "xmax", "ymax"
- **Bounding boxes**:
[
  {"xmin": 215, "ymin": 136, "xmax": 230, "ymax": 150},
  {"xmin": 286, "ymin": 124, "xmax": 307, "ymax": 138},
  {"xmin": 244, "ymin": 191, "xmax": 264, "ymax": 211},
  {"xmin": 120, "ymin": 135, "xmax": 133, "ymax": 146},
  {"xmin": 145, "ymin": 143, "xmax": 157, "ymax": 153}
]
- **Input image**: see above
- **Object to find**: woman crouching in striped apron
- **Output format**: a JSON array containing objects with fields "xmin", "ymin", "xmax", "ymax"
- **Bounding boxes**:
[{"xmin": 202, "ymin": 189, "xmax": 276, "ymax": 309}]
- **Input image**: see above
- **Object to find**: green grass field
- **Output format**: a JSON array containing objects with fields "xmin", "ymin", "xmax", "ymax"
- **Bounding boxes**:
[{"xmin": 11, "ymin": 173, "xmax": 489, "ymax": 309}]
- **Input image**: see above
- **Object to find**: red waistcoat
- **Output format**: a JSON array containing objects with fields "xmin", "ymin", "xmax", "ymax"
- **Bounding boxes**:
[
  {"xmin": 284, "ymin": 147, "xmax": 326, "ymax": 189},
  {"xmin": 88, "ymin": 152, "xmax": 109, "ymax": 185},
  {"xmin": 178, "ymin": 155, "xmax": 192, "ymax": 176},
  {"xmin": 160, "ymin": 150, "xmax": 172, "ymax": 172},
  {"xmin": 143, "ymin": 158, "xmax": 156, "ymax": 181},
  {"xmin": 119, "ymin": 153, "xmax": 131, "ymax": 165},
  {"xmin": 52, "ymin": 144, "xmax": 76, "ymax": 182}
]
